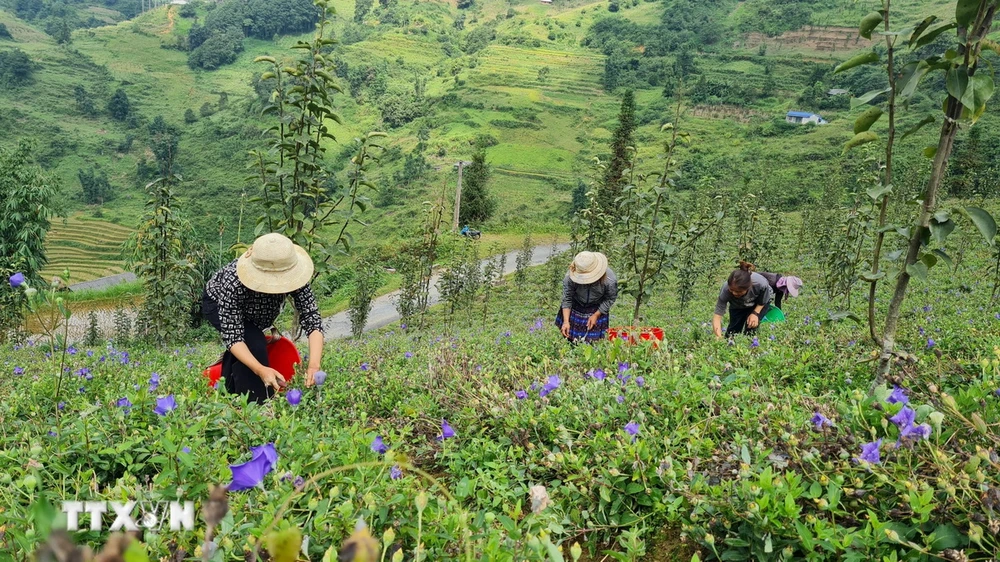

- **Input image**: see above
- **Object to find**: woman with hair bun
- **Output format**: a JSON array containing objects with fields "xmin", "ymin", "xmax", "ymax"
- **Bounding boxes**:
[{"xmin": 712, "ymin": 261, "xmax": 774, "ymax": 338}]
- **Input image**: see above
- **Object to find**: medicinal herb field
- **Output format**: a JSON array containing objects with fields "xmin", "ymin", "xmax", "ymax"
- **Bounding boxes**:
[{"xmin": 2, "ymin": 245, "xmax": 999, "ymax": 561}]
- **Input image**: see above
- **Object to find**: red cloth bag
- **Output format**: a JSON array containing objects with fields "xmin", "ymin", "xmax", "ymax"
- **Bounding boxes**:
[{"xmin": 202, "ymin": 334, "xmax": 300, "ymax": 390}]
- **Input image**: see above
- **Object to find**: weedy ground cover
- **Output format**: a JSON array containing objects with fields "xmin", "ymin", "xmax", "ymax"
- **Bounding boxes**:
[{"xmin": 2, "ymin": 242, "xmax": 999, "ymax": 560}]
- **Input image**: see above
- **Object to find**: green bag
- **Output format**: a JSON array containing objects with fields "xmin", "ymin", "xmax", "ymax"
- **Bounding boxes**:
[{"xmin": 761, "ymin": 307, "xmax": 786, "ymax": 323}]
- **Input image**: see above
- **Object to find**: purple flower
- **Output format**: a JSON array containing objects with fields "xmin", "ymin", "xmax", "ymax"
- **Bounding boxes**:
[
  {"xmin": 591, "ymin": 368, "xmax": 607, "ymax": 381},
  {"xmin": 856, "ymin": 439, "xmax": 882, "ymax": 464},
  {"xmin": 13, "ymin": 366, "xmax": 24, "ymax": 376},
  {"xmin": 154, "ymin": 395, "xmax": 177, "ymax": 416},
  {"xmin": 437, "ymin": 419, "xmax": 456, "ymax": 441},
  {"xmin": 229, "ymin": 444, "xmax": 278, "ymax": 491},
  {"xmin": 181, "ymin": 446, "xmax": 191, "ymax": 454},
  {"xmin": 994, "ymin": 389, "xmax": 1000, "ymax": 397},
  {"xmin": 87, "ymin": 350, "xmax": 94, "ymax": 357},
  {"xmin": 624, "ymin": 421, "xmax": 639, "ymax": 442},
  {"xmin": 78, "ymin": 387, "xmax": 85, "ymax": 394},
  {"xmin": 751, "ymin": 337, "xmax": 759, "ymax": 348},
  {"xmin": 926, "ymin": 338, "xmax": 936, "ymax": 349},
  {"xmin": 918, "ymin": 327, "xmax": 925, "ymax": 336},
  {"xmin": 116, "ymin": 397, "xmax": 132, "ymax": 409},
  {"xmin": 618, "ymin": 362, "xmax": 630, "ymax": 373},
  {"xmin": 250, "ymin": 443, "xmax": 278, "ymax": 465},
  {"xmin": 371, "ymin": 436, "xmax": 389, "ymax": 455},
  {"xmin": 9, "ymin": 272, "xmax": 25, "ymax": 288},
  {"xmin": 616, "ymin": 395, "xmax": 625, "ymax": 404},
  {"xmin": 900, "ymin": 423, "xmax": 931, "ymax": 441},
  {"xmin": 635, "ymin": 376, "xmax": 645, "ymax": 388},
  {"xmin": 313, "ymin": 371, "xmax": 327, "ymax": 386},
  {"xmin": 404, "ymin": 352, "xmax": 413, "ymax": 359},
  {"xmin": 390, "ymin": 464, "xmax": 402, "ymax": 480},
  {"xmin": 280, "ymin": 471, "xmax": 293, "ymax": 483},
  {"xmin": 811, "ymin": 412, "xmax": 833, "ymax": 430},
  {"xmin": 287, "ymin": 389, "xmax": 302, "ymax": 406},
  {"xmin": 539, "ymin": 375, "xmax": 561, "ymax": 397},
  {"xmin": 923, "ymin": 305, "xmax": 931, "ymax": 313},
  {"xmin": 58, "ymin": 401, "xmax": 65, "ymax": 410},
  {"xmin": 148, "ymin": 372, "xmax": 160, "ymax": 391},
  {"xmin": 360, "ymin": 363, "xmax": 370, "ymax": 371},
  {"xmin": 886, "ymin": 385, "xmax": 909, "ymax": 405},
  {"xmin": 889, "ymin": 406, "xmax": 915, "ymax": 429},
  {"xmin": 67, "ymin": 346, "xmax": 77, "ymax": 356},
  {"xmin": 294, "ymin": 476, "xmax": 305, "ymax": 488},
  {"xmin": 119, "ymin": 351, "xmax": 130, "ymax": 365},
  {"xmin": 48, "ymin": 430, "xmax": 57, "ymax": 437},
  {"xmin": 515, "ymin": 390, "xmax": 528, "ymax": 400}
]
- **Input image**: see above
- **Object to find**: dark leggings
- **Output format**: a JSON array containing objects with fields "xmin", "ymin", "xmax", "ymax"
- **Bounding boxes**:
[
  {"xmin": 726, "ymin": 303, "xmax": 771, "ymax": 337},
  {"xmin": 201, "ymin": 292, "xmax": 274, "ymax": 405}
]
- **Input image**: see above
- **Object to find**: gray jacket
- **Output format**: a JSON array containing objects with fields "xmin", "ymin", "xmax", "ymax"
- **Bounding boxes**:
[
  {"xmin": 714, "ymin": 272, "xmax": 773, "ymax": 316},
  {"xmin": 561, "ymin": 268, "xmax": 618, "ymax": 315}
]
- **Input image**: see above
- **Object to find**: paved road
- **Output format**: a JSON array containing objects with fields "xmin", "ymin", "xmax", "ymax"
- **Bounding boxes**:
[{"xmin": 324, "ymin": 243, "xmax": 571, "ymax": 339}]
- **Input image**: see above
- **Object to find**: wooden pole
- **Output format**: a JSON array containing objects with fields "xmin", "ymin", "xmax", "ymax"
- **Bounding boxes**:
[{"xmin": 452, "ymin": 161, "xmax": 464, "ymax": 232}]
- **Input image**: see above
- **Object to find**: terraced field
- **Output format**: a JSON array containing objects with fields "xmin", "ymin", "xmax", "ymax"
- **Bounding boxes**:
[
  {"xmin": 467, "ymin": 45, "xmax": 604, "ymax": 101},
  {"xmin": 41, "ymin": 215, "xmax": 132, "ymax": 284}
]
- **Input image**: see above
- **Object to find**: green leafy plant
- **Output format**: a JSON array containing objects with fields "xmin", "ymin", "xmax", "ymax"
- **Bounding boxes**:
[
  {"xmin": 836, "ymin": 0, "xmax": 1000, "ymax": 378},
  {"xmin": 249, "ymin": 1, "xmax": 385, "ymax": 275}
]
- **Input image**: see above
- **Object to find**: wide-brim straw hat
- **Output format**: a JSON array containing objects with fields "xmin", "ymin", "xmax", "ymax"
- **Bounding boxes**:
[
  {"xmin": 236, "ymin": 233, "xmax": 314, "ymax": 294},
  {"xmin": 569, "ymin": 251, "xmax": 608, "ymax": 285}
]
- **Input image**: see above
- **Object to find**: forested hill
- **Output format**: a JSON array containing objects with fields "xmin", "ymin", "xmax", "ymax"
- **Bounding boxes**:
[{"xmin": 0, "ymin": 0, "xmax": 996, "ymax": 267}]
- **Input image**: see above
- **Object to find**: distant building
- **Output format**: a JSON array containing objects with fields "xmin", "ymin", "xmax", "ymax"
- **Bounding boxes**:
[
  {"xmin": 786, "ymin": 110, "xmax": 828, "ymax": 125},
  {"xmin": 827, "ymin": 88, "xmax": 850, "ymax": 96},
  {"xmin": 453, "ymin": 160, "xmax": 473, "ymax": 170},
  {"xmin": 540, "ymin": 0, "xmax": 553, "ymax": 3},
  {"xmin": 169, "ymin": 0, "xmax": 189, "ymax": 4}
]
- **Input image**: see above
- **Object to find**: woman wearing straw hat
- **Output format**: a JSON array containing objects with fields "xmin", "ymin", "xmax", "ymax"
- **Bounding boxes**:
[
  {"xmin": 555, "ymin": 251, "xmax": 618, "ymax": 343},
  {"xmin": 201, "ymin": 233, "xmax": 325, "ymax": 404}
]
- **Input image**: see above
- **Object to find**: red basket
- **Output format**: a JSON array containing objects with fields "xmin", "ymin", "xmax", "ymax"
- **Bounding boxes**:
[
  {"xmin": 202, "ymin": 334, "xmax": 300, "ymax": 390},
  {"xmin": 608, "ymin": 327, "xmax": 664, "ymax": 348}
]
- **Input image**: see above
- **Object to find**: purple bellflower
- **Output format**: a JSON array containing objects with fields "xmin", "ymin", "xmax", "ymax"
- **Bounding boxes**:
[{"xmin": 154, "ymin": 395, "xmax": 177, "ymax": 416}]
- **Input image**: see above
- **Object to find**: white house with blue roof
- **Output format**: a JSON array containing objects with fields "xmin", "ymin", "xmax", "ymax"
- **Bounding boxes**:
[{"xmin": 786, "ymin": 110, "xmax": 828, "ymax": 125}]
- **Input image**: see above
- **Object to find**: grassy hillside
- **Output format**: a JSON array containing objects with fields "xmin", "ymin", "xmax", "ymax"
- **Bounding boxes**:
[{"xmin": 1, "ymin": 0, "xmax": 993, "ymax": 283}]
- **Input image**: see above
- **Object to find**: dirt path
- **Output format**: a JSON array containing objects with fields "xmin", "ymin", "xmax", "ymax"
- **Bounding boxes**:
[
  {"xmin": 160, "ymin": 6, "xmax": 175, "ymax": 36},
  {"xmin": 323, "ymin": 243, "xmax": 571, "ymax": 339}
]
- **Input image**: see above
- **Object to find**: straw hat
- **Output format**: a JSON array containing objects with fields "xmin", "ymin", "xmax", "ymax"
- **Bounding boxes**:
[
  {"xmin": 569, "ymin": 251, "xmax": 608, "ymax": 285},
  {"xmin": 236, "ymin": 233, "xmax": 314, "ymax": 294}
]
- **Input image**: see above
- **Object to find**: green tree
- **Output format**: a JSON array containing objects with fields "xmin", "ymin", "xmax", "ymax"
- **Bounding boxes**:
[
  {"xmin": 0, "ymin": 23, "xmax": 13, "ymax": 40},
  {"xmin": 354, "ymin": 0, "xmax": 374, "ymax": 22},
  {"xmin": 250, "ymin": 1, "xmax": 385, "ymax": 279},
  {"xmin": 0, "ymin": 142, "xmax": 56, "ymax": 338},
  {"xmin": 127, "ymin": 161, "xmax": 201, "ymax": 345},
  {"xmin": 184, "ymin": 108, "xmax": 198, "ymax": 124},
  {"xmin": 107, "ymin": 88, "xmax": 131, "ymax": 121},
  {"xmin": 0, "ymin": 49, "xmax": 34, "ymax": 87},
  {"xmin": 73, "ymin": 85, "xmax": 96, "ymax": 116},
  {"xmin": 148, "ymin": 116, "xmax": 180, "ymax": 176},
  {"xmin": 54, "ymin": 19, "xmax": 71, "ymax": 44},
  {"xmin": 597, "ymin": 90, "xmax": 636, "ymax": 216},
  {"xmin": 348, "ymin": 248, "xmax": 385, "ymax": 337},
  {"xmin": 78, "ymin": 167, "xmax": 114, "ymax": 204},
  {"xmin": 459, "ymin": 150, "xmax": 496, "ymax": 225}
]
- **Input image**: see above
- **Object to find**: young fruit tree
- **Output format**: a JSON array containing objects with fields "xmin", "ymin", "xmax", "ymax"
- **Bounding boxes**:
[{"xmin": 838, "ymin": 0, "xmax": 1000, "ymax": 380}]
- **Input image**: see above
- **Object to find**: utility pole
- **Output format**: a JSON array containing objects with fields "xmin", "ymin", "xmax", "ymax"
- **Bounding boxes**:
[{"xmin": 452, "ymin": 161, "xmax": 465, "ymax": 232}]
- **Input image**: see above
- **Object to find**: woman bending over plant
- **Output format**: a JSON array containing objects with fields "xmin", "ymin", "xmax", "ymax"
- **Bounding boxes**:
[
  {"xmin": 712, "ymin": 260, "xmax": 774, "ymax": 339},
  {"xmin": 556, "ymin": 251, "xmax": 618, "ymax": 343},
  {"xmin": 201, "ymin": 233, "xmax": 325, "ymax": 404}
]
